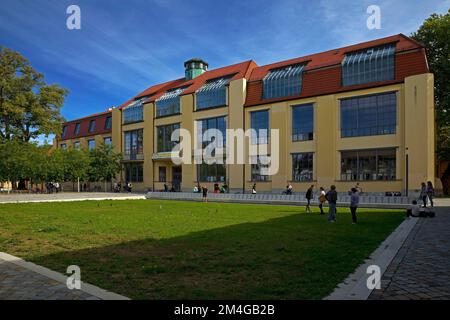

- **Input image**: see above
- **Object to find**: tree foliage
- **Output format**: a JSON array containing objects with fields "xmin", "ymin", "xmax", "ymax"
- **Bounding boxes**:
[
  {"xmin": 0, "ymin": 47, "xmax": 68, "ymax": 142},
  {"xmin": 412, "ymin": 9, "xmax": 450, "ymax": 161}
]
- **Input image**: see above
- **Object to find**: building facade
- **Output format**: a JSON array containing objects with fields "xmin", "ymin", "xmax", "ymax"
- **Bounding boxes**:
[{"xmin": 56, "ymin": 34, "xmax": 437, "ymax": 195}]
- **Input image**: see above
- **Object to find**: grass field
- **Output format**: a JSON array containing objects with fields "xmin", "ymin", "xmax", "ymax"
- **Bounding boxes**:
[{"xmin": 0, "ymin": 200, "xmax": 404, "ymax": 299}]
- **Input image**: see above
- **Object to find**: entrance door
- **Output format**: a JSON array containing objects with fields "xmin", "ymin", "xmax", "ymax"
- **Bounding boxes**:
[{"xmin": 172, "ymin": 167, "xmax": 182, "ymax": 192}]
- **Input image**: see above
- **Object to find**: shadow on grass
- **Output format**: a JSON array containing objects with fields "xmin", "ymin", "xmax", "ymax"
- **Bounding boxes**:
[{"xmin": 30, "ymin": 211, "xmax": 403, "ymax": 300}]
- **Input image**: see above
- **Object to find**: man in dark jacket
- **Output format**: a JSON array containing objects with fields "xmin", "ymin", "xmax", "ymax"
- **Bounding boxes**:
[
  {"xmin": 326, "ymin": 185, "xmax": 338, "ymax": 222},
  {"xmin": 305, "ymin": 185, "xmax": 314, "ymax": 213}
]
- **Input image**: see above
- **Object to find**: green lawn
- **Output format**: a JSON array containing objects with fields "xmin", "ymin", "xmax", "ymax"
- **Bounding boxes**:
[{"xmin": 0, "ymin": 200, "xmax": 404, "ymax": 299}]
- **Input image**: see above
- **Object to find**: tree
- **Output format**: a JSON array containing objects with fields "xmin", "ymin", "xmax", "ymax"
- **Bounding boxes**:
[
  {"xmin": 412, "ymin": 9, "xmax": 450, "ymax": 193},
  {"xmin": 63, "ymin": 147, "xmax": 90, "ymax": 189},
  {"xmin": 0, "ymin": 47, "xmax": 68, "ymax": 142},
  {"xmin": 87, "ymin": 143, "xmax": 122, "ymax": 191}
]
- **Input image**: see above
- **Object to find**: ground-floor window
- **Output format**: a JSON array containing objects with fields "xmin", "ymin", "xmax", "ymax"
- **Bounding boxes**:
[
  {"xmin": 292, "ymin": 153, "xmax": 314, "ymax": 182},
  {"xmin": 159, "ymin": 167, "xmax": 167, "ymax": 182},
  {"xmin": 251, "ymin": 155, "xmax": 270, "ymax": 181},
  {"xmin": 341, "ymin": 148, "xmax": 396, "ymax": 181},
  {"xmin": 197, "ymin": 163, "xmax": 226, "ymax": 182},
  {"xmin": 124, "ymin": 163, "xmax": 143, "ymax": 183}
]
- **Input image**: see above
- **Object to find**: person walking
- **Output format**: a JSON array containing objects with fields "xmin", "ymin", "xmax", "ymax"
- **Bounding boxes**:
[
  {"xmin": 252, "ymin": 183, "xmax": 257, "ymax": 194},
  {"xmin": 318, "ymin": 187, "xmax": 326, "ymax": 215},
  {"xmin": 426, "ymin": 181, "xmax": 434, "ymax": 208},
  {"xmin": 326, "ymin": 185, "xmax": 338, "ymax": 222},
  {"xmin": 305, "ymin": 185, "xmax": 314, "ymax": 213},
  {"xmin": 350, "ymin": 188, "xmax": 360, "ymax": 224},
  {"xmin": 420, "ymin": 182, "xmax": 427, "ymax": 207}
]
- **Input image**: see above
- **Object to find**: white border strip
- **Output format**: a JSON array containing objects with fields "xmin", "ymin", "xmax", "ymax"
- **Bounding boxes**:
[
  {"xmin": 0, "ymin": 196, "xmax": 145, "ymax": 205},
  {"xmin": 325, "ymin": 217, "xmax": 419, "ymax": 300},
  {"xmin": 0, "ymin": 252, "xmax": 130, "ymax": 300}
]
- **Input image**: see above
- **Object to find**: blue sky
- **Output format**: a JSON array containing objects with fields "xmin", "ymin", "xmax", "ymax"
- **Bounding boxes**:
[{"xmin": 1, "ymin": 0, "xmax": 448, "ymax": 123}]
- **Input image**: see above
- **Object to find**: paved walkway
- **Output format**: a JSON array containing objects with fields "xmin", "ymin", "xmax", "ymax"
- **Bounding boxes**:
[
  {"xmin": 0, "ymin": 192, "xmax": 145, "ymax": 204},
  {"xmin": 0, "ymin": 253, "xmax": 129, "ymax": 300},
  {"xmin": 369, "ymin": 206, "xmax": 450, "ymax": 300}
]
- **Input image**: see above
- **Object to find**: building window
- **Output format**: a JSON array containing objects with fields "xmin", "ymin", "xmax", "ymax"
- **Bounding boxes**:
[
  {"xmin": 251, "ymin": 155, "xmax": 270, "ymax": 182},
  {"xmin": 88, "ymin": 139, "xmax": 95, "ymax": 150},
  {"xmin": 197, "ymin": 163, "xmax": 226, "ymax": 182},
  {"xmin": 157, "ymin": 123, "xmax": 180, "ymax": 152},
  {"xmin": 263, "ymin": 64, "xmax": 304, "ymax": 99},
  {"xmin": 123, "ymin": 100, "xmax": 144, "ymax": 124},
  {"xmin": 155, "ymin": 87, "xmax": 186, "ymax": 117},
  {"xmin": 197, "ymin": 116, "xmax": 227, "ymax": 149},
  {"xmin": 104, "ymin": 137, "xmax": 112, "ymax": 146},
  {"xmin": 74, "ymin": 141, "xmax": 81, "ymax": 149},
  {"xmin": 104, "ymin": 116, "xmax": 112, "ymax": 130},
  {"xmin": 196, "ymin": 77, "xmax": 230, "ymax": 110},
  {"xmin": 341, "ymin": 148, "xmax": 396, "ymax": 181},
  {"xmin": 60, "ymin": 143, "xmax": 67, "ymax": 150},
  {"xmin": 124, "ymin": 129, "xmax": 143, "ymax": 160},
  {"xmin": 124, "ymin": 163, "xmax": 143, "ymax": 183},
  {"xmin": 342, "ymin": 44, "xmax": 395, "ymax": 86},
  {"xmin": 62, "ymin": 126, "xmax": 67, "ymax": 139},
  {"xmin": 292, "ymin": 153, "xmax": 314, "ymax": 182},
  {"xmin": 74, "ymin": 123, "xmax": 81, "ymax": 136},
  {"xmin": 250, "ymin": 110, "xmax": 269, "ymax": 144},
  {"xmin": 340, "ymin": 92, "xmax": 396, "ymax": 138},
  {"xmin": 159, "ymin": 167, "xmax": 167, "ymax": 182},
  {"xmin": 88, "ymin": 120, "xmax": 96, "ymax": 133},
  {"xmin": 292, "ymin": 103, "xmax": 314, "ymax": 141}
]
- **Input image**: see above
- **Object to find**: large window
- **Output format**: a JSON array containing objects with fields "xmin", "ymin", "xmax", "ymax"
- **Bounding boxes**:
[
  {"xmin": 124, "ymin": 129, "xmax": 143, "ymax": 160},
  {"xmin": 196, "ymin": 116, "xmax": 227, "ymax": 182},
  {"xmin": 197, "ymin": 163, "xmax": 226, "ymax": 183},
  {"xmin": 342, "ymin": 44, "xmax": 395, "ymax": 86},
  {"xmin": 159, "ymin": 167, "xmax": 167, "ymax": 182},
  {"xmin": 251, "ymin": 156, "xmax": 270, "ymax": 182},
  {"xmin": 263, "ymin": 64, "xmax": 304, "ymax": 99},
  {"xmin": 250, "ymin": 110, "xmax": 269, "ymax": 144},
  {"xmin": 104, "ymin": 116, "xmax": 112, "ymax": 130},
  {"xmin": 123, "ymin": 100, "xmax": 144, "ymax": 124},
  {"xmin": 74, "ymin": 123, "xmax": 81, "ymax": 136},
  {"xmin": 341, "ymin": 148, "xmax": 396, "ymax": 181},
  {"xmin": 88, "ymin": 120, "xmax": 96, "ymax": 133},
  {"xmin": 155, "ymin": 88, "xmax": 186, "ymax": 117},
  {"xmin": 196, "ymin": 77, "xmax": 230, "ymax": 110},
  {"xmin": 88, "ymin": 139, "xmax": 95, "ymax": 150},
  {"xmin": 292, "ymin": 153, "xmax": 314, "ymax": 182},
  {"xmin": 292, "ymin": 104, "xmax": 314, "ymax": 141},
  {"xmin": 340, "ymin": 92, "xmax": 397, "ymax": 138},
  {"xmin": 124, "ymin": 163, "xmax": 143, "ymax": 183},
  {"xmin": 157, "ymin": 123, "xmax": 180, "ymax": 152}
]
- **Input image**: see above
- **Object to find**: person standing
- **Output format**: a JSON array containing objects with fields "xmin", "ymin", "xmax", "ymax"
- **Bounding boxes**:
[
  {"xmin": 420, "ymin": 182, "xmax": 427, "ymax": 207},
  {"xmin": 350, "ymin": 188, "xmax": 360, "ymax": 224},
  {"xmin": 326, "ymin": 185, "xmax": 338, "ymax": 222},
  {"xmin": 318, "ymin": 187, "xmax": 326, "ymax": 215},
  {"xmin": 305, "ymin": 185, "xmax": 314, "ymax": 213},
  {"xmin": 202, "ymin": 186, "xmax": 208, "ymax": 202},
  {"xmin": 252, "ymin": 183, "xmax": 257, "ymax": 194},
  {"xmin": 426, "ymin": 181, "xmax": 434, "ymax": 208}
]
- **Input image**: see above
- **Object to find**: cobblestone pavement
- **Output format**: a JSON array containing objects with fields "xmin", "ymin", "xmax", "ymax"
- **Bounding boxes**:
[
  {"xmin": 0, "ymin": 258, "xmax": 100, "ymax": 300},
  {"xmin": 369, "ymin": 206, "xmax": 450, "ymax": 300},
  {"xmin": 0, "ymin": 192, "xmax": 145, "ymax": 204}
]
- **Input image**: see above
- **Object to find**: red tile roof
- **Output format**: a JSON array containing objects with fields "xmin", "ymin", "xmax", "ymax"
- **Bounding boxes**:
[
  {"xmin": 118, "ymin": 60, "xmax": 258, "ymax": 108},
  {"xmin": 245, "ymin": 34, "xmax": 428, "ymax": 107},
  {"xmin": 60, "ymin": 110, "xmax": 112, "ymax": 141}
]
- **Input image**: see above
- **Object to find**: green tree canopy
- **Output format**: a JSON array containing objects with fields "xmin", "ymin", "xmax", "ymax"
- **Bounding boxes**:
[
  {"xmin": 0, "ymin": 47, "xmax": 68, "ymax": 142},
  {"xmin": 412, "ymin": 9, "xmax": 450, "ymax": 160}
]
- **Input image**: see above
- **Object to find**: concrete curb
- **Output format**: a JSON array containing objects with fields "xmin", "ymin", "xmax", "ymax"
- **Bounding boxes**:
[
  {"xmin": 0, "ymin": 252, "xmax": 130, "ymax": 300},
  {"xmin": 324, "ymin": 217, "xmax": 419, "ymax": 300},
  {"xmin": 0, "ymin": 195, "xmax": 145, "ymax": 205}
]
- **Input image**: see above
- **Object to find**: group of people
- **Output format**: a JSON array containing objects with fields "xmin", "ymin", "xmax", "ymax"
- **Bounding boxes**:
[
  {"xmin": 112, "ymin": 181, "xmax": 132, "ymax": 193},
  {"xmin": 407, "ymin": 181, "xmax": 435, "ymax": 218},
  {"xmin": 45, "ymin": 182, "xmax": 60, "ymax": 194},
  {"xmin": 419, "ymin": 181, "xmax": 435, "ymax": 208},
  {"xmin": 304, "ymin": 184, "xmax": 359, "ymax": 224},
  {"xmin": 193, "ymin": 182, "xmax": 228, "ymax": 202}
]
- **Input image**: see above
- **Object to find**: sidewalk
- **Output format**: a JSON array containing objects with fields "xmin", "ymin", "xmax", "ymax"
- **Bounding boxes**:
[
  {"xmin": 0, "ymin": 252, "xmax": 129, "ymax": 300},
  {"xmin": 0, "ymin": 192, "xmax": 145, "ymax": 204}
]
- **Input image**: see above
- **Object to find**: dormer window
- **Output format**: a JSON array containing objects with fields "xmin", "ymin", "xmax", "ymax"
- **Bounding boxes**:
[
  {"xmin": 88, "ymin": 120, "xmax": 96, "ymax": 133},
  {"xmin": 74, "ymin": 123, "xmax": 81, "ymax": 136},
  {"xmin": 123, "ymin": 99, "xmax": 145, "ymax": 124},
  {"xmin": 195, "ymin": 76, "xmax": 231, "ymax": 110},
  {"xmin": 62, "ymin": 126, "xmax": 67, "ymax": 139},
  {"xmin": 155, "ymin": 87, "xmax": 187, "ymax": 117},
  {"xmin": 342, "ymin": 44, "xmax": 395, "ymax": 86},
  {"xmin": 262, "ymin": 64, "xmax": 305, "ymax": 99}
]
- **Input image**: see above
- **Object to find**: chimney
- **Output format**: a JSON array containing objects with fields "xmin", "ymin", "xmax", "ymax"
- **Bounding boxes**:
[{"xmin": 184, "ymin": 58, "xmax": 208, "ymax": 80}]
